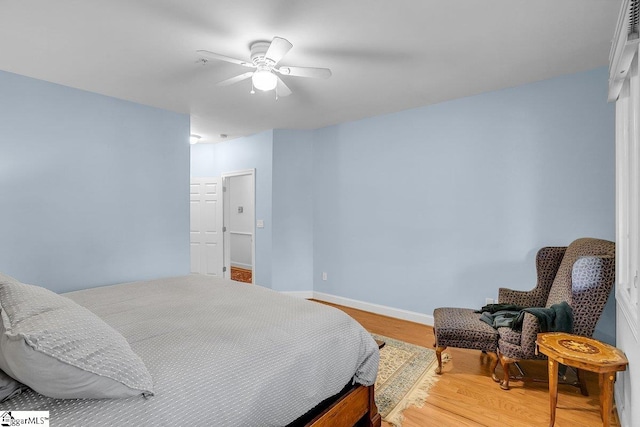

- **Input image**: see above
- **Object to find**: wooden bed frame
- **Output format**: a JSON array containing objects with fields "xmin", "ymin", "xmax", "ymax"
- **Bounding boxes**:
[{"xmin": 305, "ymin": 384, "xmax": 380, "ymax": 427}]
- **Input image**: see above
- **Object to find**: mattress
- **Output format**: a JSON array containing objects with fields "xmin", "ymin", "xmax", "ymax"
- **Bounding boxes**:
[{"xmin": 0, "ymin": 274, "xmax": 379, "ymax": 426}]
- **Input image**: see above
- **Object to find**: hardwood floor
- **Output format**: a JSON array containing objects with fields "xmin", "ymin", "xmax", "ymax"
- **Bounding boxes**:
[
  {"xmin": 230, "ymin": 266, "xmax": 252, "ymax": 283},
  {"xmin": 313, "ymin": 301, "xmax": 620, "ymax": 427}
]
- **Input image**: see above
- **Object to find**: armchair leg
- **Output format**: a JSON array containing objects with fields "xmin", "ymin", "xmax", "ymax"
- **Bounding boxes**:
[
  {"xmin": 488, "ymin": 351, "xmax": 500, "ymax": 383},
  {"xmin": 435, "ymin": 346, "xmax": 447, "ymax": 374},
  {"xmin": 576, "ymin": 368, "xmax": 589, "ymax": 397},
  {"xmin": 498, "ymin": 351, "xmax": 517, "ymax": 390}
]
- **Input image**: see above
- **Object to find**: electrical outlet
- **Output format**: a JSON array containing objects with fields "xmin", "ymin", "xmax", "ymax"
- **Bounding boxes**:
[
  {"xmin": 485, "ymin": 298, "xmax": 494, "ymax": 305},
  {"xmin": 322, "ymin": 272, "xmax": 327, "ymax": 281}
]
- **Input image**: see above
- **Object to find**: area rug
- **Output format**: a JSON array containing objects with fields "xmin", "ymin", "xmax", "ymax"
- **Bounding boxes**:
[{"xmin": 372, "ymin": 334, "xmax": 449, "ymax": 427}]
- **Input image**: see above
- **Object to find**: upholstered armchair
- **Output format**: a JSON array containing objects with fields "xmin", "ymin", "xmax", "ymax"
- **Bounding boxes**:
[
  {"xmin": 433, "ymin": 238, "xmax": 615, "ymax": 391},
  {"xmin": 496, "ymin": 238, "xmax": 615, "ymax": 390}
]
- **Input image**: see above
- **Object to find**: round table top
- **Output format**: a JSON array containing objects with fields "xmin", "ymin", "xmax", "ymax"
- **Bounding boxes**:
[{"xmin": 536, "ymin": 332, "xmax": 628, "ymax": 371}]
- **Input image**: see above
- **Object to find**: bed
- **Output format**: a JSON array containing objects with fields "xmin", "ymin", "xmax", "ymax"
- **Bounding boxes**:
[{"xmin": 0, "ymin": 274, "xmax": 381, "ymax": 427}]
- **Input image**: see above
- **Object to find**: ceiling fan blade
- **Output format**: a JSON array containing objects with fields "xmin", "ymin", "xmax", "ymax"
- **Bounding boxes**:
[
  {"xmin": 265, "ymin": 37, "xmax": 293, "ymax": 65},
  {"xmin": 197, "ymin": 50, "xmax": 254, "ymax": 68},
  {"xmin": 217, "ymin": 72, "xmax": 254, "ymax": 86},
  {"xmin": 276, "ymin": 77, "xmax": 292, "ymax": 97},
  {"xmin": 277, "ymin": 66, "xmax": 332, "ymax": 79}
]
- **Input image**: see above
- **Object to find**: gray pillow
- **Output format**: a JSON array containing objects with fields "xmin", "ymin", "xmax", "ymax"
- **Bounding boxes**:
[
  {"xmin": 0, "ymin": 368, "xmax": 26, "ymax": 402},
  {"xmin": 0, "ymin": 273, "xmax": 154, "ymax": 399}
]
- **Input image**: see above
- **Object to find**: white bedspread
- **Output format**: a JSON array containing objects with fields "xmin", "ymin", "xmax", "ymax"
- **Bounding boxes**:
[{"xmin": 0, "ymin": 274, "xmax": 379, "ymax": 426}]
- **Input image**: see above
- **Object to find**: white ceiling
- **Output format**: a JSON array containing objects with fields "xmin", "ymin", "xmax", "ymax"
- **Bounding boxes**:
[{"xmin": 0, "ymin": 0, "xmax": 622, "ymax": 143}]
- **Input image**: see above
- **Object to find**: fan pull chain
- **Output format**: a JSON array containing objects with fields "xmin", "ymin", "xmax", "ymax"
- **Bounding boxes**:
[{"xmin": 250, "ymin": 81, "xmax": 255, "ymax": 94}]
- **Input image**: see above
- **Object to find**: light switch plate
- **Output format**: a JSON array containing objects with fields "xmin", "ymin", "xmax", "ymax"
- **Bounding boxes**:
[{"xmin": 256, "ymin": 220, "xmax": 264, "ymax": 228}]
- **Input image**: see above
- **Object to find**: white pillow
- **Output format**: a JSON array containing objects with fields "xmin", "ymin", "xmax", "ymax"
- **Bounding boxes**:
[{"xmin": 0, "ymin": 273, "xmax": 154, "ymax": 399}]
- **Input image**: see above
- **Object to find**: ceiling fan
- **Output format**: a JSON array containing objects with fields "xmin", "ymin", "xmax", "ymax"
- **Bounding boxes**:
[{"xmin": 197, "ymin": 36, "xmax": 331, "ymax": 97}]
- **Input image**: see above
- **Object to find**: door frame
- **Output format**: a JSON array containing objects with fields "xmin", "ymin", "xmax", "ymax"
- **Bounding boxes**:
[{"xmin": 222, "ymin": 169, "xmax": 256, "ymax": 284}]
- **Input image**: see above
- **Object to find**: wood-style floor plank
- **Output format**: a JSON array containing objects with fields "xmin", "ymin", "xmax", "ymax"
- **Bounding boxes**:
[{"xmin": 312, "ymin": 300, "xmax": 620, "ymax": 427}]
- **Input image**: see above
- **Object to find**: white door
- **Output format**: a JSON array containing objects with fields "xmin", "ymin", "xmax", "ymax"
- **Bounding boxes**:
[{"xmin": 190, "ymin": 177, "xmax": 223, "ymax": 276}]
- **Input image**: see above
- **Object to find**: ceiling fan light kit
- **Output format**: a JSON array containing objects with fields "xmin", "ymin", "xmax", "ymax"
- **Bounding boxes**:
[
  {"xmin": 252, "ymin": 69, "xmax": 277, "ymax": 91},
  {"xmin": 197, "ymin": 36, "xmax": 331, "ymax": 98}
]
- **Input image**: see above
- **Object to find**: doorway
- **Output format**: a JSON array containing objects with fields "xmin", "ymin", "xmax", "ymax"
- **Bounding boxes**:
[{"xmin": 222, "ymin": 170, "xmax": 255, "ymax": 284}]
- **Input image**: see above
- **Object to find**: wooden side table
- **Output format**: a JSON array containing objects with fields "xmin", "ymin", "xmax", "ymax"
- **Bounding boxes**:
[{"xmin": 536, "ymin": 332, "xmax": 628, "ymax": 427}]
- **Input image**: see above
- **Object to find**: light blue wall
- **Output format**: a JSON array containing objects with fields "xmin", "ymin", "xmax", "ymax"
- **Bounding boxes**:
[
  {"xmin": 0, "ymin": 70, "xmax": 190, "ymax": 293},
  {"xmin": 189, "ymin": 68, "xmax": 614, "ymax": 341},
  {"xmin": 271, "ymin": 130, "xmax": 314, "ymax": 292},
  {"xmin": 190, "ymin": 130, "xmax": 273, "ymax": 287},
  {"xmin": 190, "ymin": 129, "xmax": 313, "ymax": 292},
  {"xmin": 312, "ymin": 67, "xmax": 615, "ymax": 341}
]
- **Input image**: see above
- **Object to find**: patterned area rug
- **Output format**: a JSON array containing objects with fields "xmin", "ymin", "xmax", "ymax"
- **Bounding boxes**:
[{"xmin": 372, "ymin": 334, "xmax": 449, "ymax": 427}]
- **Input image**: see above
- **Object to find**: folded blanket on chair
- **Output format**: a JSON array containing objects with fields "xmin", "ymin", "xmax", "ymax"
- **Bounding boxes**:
[
  {"xmin": 476, "ymin": 303, "xmax": 524, "ymax": 314},
  {"xmin": 511, "ymin": 301, "xmax": 573, "ymax": 333},
  {"xmin": 479, "ymin": 310, "xmax": 522, "ymax": 328}
]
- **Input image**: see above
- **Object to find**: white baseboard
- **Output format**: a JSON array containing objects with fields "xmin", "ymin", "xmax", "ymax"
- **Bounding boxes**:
[{"xmin": 282, "ymin": 290, "xmax": 433, "ymax": 326}]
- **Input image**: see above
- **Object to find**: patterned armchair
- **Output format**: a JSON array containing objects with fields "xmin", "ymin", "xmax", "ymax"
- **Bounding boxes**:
[{"xmin": 496, "ymin": 238, "xmax": 615, "ymax": 390}]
